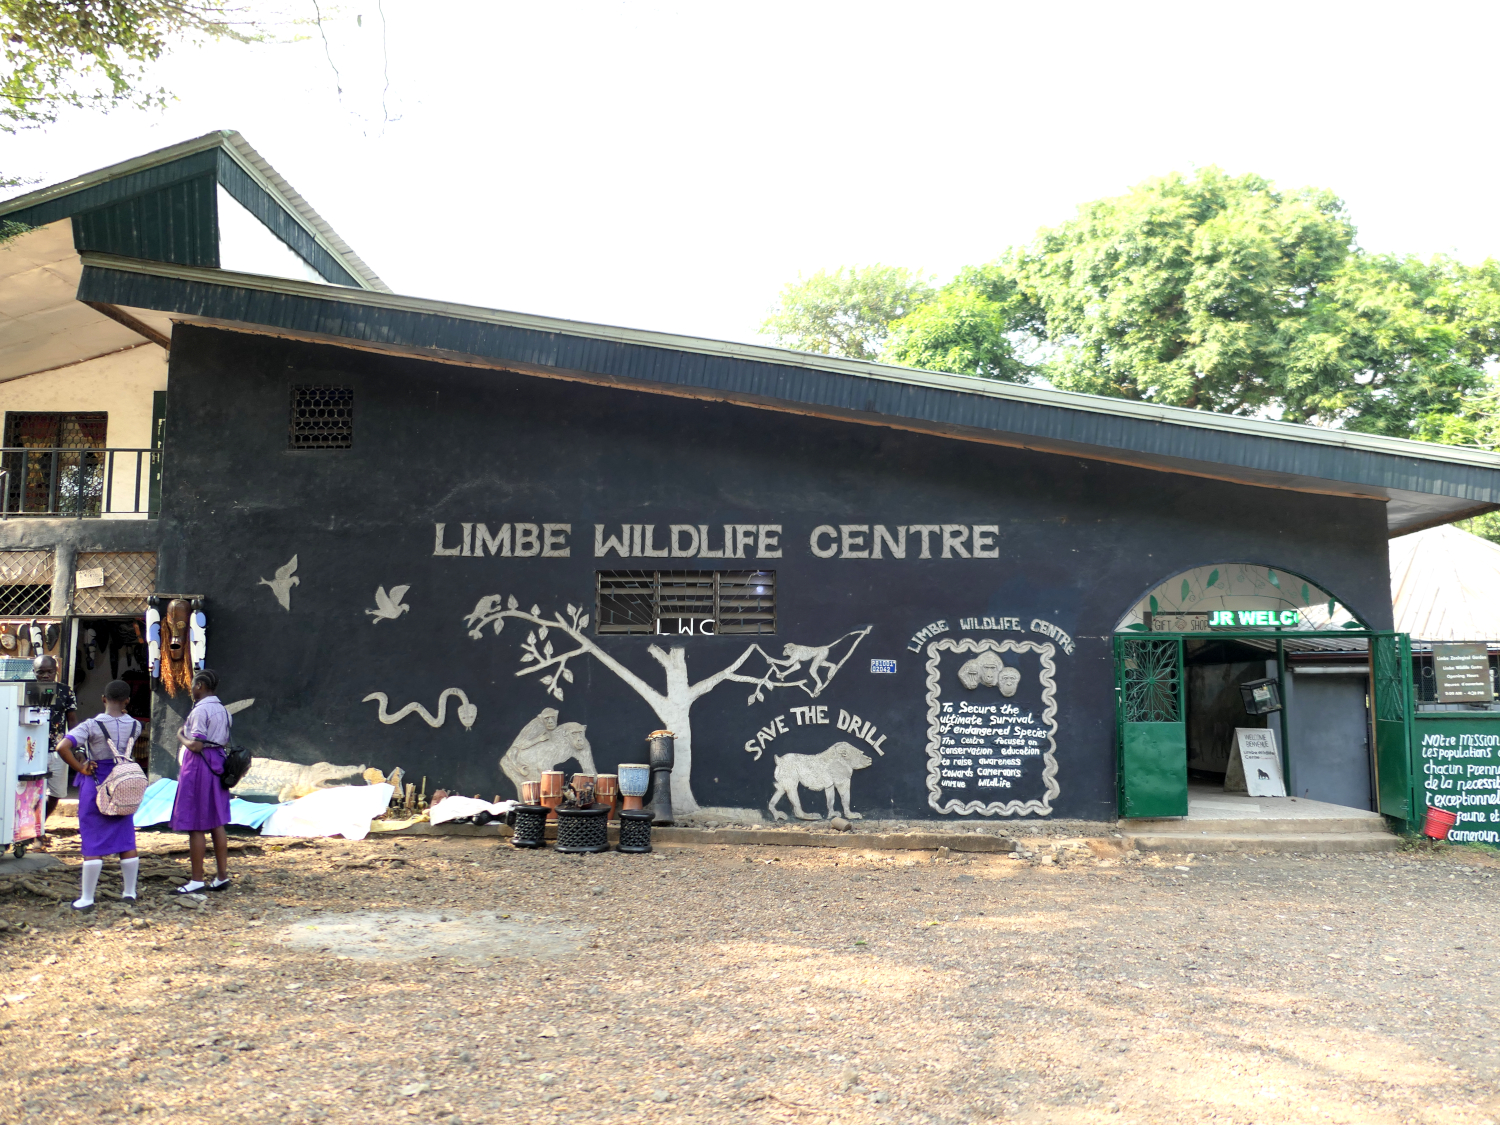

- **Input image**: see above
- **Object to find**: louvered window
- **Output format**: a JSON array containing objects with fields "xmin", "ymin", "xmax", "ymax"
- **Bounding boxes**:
[{"xmin": 595, "ymin": 570, "xmax": 776, "ymax": 635}]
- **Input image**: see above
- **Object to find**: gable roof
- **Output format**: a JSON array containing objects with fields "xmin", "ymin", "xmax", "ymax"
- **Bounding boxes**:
[
  {"xmin": 76, "ymin": 252, "xmax": 1500, "ymax": 537},
  {"xmin": 1391, "ymin": 524, "xmax": 1500, "ymax": 639},
  {"xmin": 0, "ymin": 131, "xmax": 385, "ymax": 292}
]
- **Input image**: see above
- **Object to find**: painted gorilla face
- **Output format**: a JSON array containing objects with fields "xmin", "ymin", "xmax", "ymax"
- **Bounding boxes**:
[
  {"xmin": 997, "ymin": 667, "xmax": 1022, "ymax": 697},
  {"xmin": 958, "ymin": 659, "xmax": 981, "ymax": 689},
  {"xmin": 976, "ymin": 651, "xmax": 1005, "ymax": 688}
]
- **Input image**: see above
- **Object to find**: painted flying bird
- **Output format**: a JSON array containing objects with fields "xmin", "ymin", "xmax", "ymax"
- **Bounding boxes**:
[
  {"xmin": 366, "ymin": 585, "xmax": 411, "ymax": 623},
  {"xmin": 258, "ymin": 555, "xmax": 299, "ymax": 611}
]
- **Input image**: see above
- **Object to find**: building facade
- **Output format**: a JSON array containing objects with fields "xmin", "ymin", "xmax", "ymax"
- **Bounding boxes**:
[{"xmin": 5, "ymin": 135, "xmax": 1500, "ymax": 825}]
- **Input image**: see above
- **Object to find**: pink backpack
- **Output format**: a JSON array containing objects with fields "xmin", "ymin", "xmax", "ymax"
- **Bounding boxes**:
[{"xmin": 94, "ymin": 718, "xmax": 147, "ymax": 817}]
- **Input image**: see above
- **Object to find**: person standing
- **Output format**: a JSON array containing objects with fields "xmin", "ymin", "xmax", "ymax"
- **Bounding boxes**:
[
  {"xmin": 54, "ymin": 680, "xmax": 139, "ymax": 911},
  {"xmin": 170, "ymin": 669, "xmax": 231, "ymax": 893},
  {"xmin": 35, "ymin": 655, "xmax": 77, "ymax": 826}
]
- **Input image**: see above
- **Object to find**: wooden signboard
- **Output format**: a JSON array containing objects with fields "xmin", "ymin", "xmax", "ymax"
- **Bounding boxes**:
[{"xmin": 1433, "ymin": 644, "xmax": 1494, "ymax": 703}]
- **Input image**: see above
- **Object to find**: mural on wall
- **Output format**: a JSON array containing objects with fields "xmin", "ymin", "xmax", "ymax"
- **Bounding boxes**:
[
  {"xmin": 925, "ymin": 638, "xmax": 1060, "ymax": 817},
  {"xmin": 258, "ymin": 555, "xmax": 300, "ymax": 611},
  {"xmin": 958, "ymin": 651, "xmax": 1021, "ymax": 695},
  {"xmin": 464, "ymin": 594, "xmax": 871, "ymax": 814},
  {"xmin": 768, "ymin": 740, "xmax": 873, "ymax": 821},
  {"xmin": 363, "ymin": 688, "xmax": 478, "ymax": 730},
  {"xmin": 366, "ymin": 585, "xmax": 412, "ymax": 623},
  {"xmin": 498, "ymin": 708, "xmax": 596, "ymax": 792}
]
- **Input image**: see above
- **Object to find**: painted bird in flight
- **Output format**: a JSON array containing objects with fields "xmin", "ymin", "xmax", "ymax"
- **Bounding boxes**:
[
  {"xmin": 366, "ymin": 585, "xmax": 411, "ymax": 623},
  {"xmin": 258, "ymin": 555, "xmax": 299, "ymax": 611}
]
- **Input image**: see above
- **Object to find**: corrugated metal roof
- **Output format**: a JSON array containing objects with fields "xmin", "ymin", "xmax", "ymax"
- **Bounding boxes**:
[
  {"xmin": 0, "ymin": 131, "xmax": 385, "ymax": 292},
  {"xmin": 75, "ymin": 252, "xmax": 1500, "ymax": 536},
  {"xmin": 1391, "ymin": 525, "xmax": 1500, "ymax": 640}
]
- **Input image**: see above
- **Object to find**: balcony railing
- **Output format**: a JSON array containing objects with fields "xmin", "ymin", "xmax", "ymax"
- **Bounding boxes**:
[{"xmin": 0, "ymin": 448, "xmax": 159, "ymax": 518}]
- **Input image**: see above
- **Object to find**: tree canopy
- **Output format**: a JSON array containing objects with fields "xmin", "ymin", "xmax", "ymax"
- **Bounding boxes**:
[
  {"xmin": 761, "ymin": 166, "xmax": 1500, "ymax": 445},
  {"xmin": 0, "ymin": 1, "xmax": 255, "ymax": 135},
  {"xmin": 760, "ymin": 265, "xmax": 934, "ymax": 362}
]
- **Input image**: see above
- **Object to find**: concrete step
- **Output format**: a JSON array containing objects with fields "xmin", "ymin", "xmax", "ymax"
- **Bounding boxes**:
[
  {"xmin": 1124, "ymin": 831, "xmax": 1400, "ymax": 855},
  {"xmin": 1121, "ymin": 816, "xmax": 1390, "ymax": 835}
]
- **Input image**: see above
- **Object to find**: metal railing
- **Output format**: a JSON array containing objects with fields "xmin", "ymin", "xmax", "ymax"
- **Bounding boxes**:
[{"xmin": 0, "ymin": 447, "xmax": 159, "ymax": 518}]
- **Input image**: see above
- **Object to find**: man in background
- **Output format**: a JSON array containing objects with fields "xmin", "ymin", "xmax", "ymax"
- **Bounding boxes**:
[{"xmin": 36, "ymin": 655, "xmax": 77, "ymax": 826}]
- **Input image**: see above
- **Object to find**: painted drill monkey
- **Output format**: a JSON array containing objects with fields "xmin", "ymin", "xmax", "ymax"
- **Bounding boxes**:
[
  {"xmin": 768, "ymin": 741, "xmax": 872, "ymax": 821},
  {"xmin": 769, "ymin": 643, "xmax": 838, "ymax": 694}
]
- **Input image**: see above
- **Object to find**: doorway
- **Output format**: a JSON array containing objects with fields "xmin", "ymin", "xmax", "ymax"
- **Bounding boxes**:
[{"xmin": 70, "ymin": 618, "xmax": 152, "ymax": 768}]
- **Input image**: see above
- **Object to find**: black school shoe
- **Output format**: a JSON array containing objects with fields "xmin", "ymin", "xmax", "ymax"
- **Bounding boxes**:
[
  {"xmin": 206, "ymin": 878, "xmax": 230, "ymax": 892},
  {"xmin": 121, "ymin": 895, "xmax": 137, "ymax": 905}
]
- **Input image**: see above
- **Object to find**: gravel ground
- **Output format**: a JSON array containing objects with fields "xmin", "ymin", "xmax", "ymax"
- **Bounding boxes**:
[{"xmin": 0, "ymin": 831, "xmax": 1496, "ymax": 1125}]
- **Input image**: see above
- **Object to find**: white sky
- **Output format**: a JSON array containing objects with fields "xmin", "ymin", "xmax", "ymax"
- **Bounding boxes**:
[{"xmin": 5, "ymin": 0, "xmax": 1499, "ymax": 344}]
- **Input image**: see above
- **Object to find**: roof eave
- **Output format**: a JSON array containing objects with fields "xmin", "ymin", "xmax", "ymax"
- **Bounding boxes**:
[{"xmin": 73, "ymin": 253, "xmax": 1500, "ymax": 535}]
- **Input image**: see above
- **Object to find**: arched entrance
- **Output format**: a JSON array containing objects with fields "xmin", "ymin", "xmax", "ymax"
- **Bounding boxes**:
[
  {"xmin": 1116, "ymin": 563, "xmax": 1365, "ymax": 633},
  {"xmin": 1114, "ymin": 563, "xmax": 1408, "ymax": 821}
]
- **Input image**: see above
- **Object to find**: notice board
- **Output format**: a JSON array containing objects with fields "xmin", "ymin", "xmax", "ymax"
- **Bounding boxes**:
[
  {"xmin": 1432, "ymin": 644, "xmax": 1494, "ymax": 703},
  {"xmin": 1416, "ymin": 716, "xmax": 1500, "ymax": 846}
]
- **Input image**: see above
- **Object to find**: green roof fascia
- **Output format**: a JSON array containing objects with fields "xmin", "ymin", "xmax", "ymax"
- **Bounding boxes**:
[
  {"xmin": 74, "ymin": 253, "xmax": 1500, "ymax": 533},
  {"xmin": 0, "ymin": 131, "xmax": 383, "ymax": 290}
]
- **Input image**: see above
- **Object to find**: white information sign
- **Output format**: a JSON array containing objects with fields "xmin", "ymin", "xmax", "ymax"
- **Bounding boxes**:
[
  {"xmin": 74, "ymin": 567, "xmax": 104, "ymax": 590},
  {"xmin": 1234, "ymin": 727, "xmax": 1286, "ymax": 797}
]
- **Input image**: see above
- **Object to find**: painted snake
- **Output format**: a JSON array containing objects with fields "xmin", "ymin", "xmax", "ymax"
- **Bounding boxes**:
[{"xmin": 362, "ymin": 689, "xmax": 477, "ymax": 730}]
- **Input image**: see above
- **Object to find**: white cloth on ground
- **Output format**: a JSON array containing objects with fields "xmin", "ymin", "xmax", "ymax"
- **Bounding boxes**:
[
  {"xmin": 260, "ymin": 783, "xmax": 395, "ymax": 842},
  {"xmin": 428, "ymin": 796, "xmax": 518, "ymax": 826}
]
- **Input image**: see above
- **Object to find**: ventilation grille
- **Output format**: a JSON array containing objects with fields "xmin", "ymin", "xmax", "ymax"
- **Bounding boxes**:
[
  {"xmin": 596, "ymin": 570, "xmax": 776, "ymax": 635},
  {"xmin": 290, "ymin": 385, "xmax": 354, "ymax": 450},
  {"xmin": 0, "ymin": 550, "xmax": 53, "ymax": 617},
  {"xmin": 73, "ymin": 552, "xmax": 158, "ymax": 616}
]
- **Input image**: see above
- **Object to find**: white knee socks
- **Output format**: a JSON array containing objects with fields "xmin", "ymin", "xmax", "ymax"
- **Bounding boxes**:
[
  {"xmin": 120, "ymin": 857, "xmax": 139, "ymax": 898},
  {"xmin": 74, "ymin": 859, "xmax": 102, "ymax": 908}
]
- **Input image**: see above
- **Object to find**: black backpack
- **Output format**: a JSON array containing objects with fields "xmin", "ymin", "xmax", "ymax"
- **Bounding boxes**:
[
  {"xmin": 207, "ymin": 742, "xmax": 253, "ymax": 791},
  {"xmin": 197, "ymin": 700, "xmax": 251, "ymax": 791}
]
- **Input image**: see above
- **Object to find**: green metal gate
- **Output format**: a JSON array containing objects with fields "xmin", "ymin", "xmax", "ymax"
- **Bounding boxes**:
[
  {"xmin": 1115, "ymin": 635, "xmax": 1188, "ymax": 818},
  {"xmin": 1371, "ymin": 631, "xmax": 1415, "ymax": 821}
]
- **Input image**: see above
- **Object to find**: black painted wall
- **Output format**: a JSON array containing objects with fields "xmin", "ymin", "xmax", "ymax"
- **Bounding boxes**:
[{"xmin": 152, "ymin": 325, "xmax": 1393, "ymax": 822}]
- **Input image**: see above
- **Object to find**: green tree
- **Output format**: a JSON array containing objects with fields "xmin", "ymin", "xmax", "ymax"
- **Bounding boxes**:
[
  {"xmin": 1, "ymin": 1, "xmax": 257, "ymax": 134},
  {"xmin": 1013, "ymin": 167, "xmax": 1357, "ymax": 415},
  {"xmin": 760, "ymin": 265, "xmax": 934, "ymax": 361},
  {"xmin": 882, "ymin": 263, "xmax": 1042, "ymax": 382}
]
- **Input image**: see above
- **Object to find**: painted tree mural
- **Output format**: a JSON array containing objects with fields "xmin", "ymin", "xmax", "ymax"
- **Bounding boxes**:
[{"xmin": 464, "ymin": 595, "xmax": 870, "ymax": 813}]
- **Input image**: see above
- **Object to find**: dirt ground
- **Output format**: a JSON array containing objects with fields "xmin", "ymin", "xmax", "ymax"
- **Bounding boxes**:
[{"xmin": 0, "ymin": 831, "xmax": 1496, "ymax": 1125}]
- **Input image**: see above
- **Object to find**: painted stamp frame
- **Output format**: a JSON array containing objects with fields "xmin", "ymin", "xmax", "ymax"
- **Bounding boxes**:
[{"xmin": 924, "ymin": 638, "xmax": 1060, "ymax": 816}]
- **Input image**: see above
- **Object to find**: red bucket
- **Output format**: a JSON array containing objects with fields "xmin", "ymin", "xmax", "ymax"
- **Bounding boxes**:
[{"xmin": 1423, "ymin": 805, "xmax": 1458, "ymax": 841}]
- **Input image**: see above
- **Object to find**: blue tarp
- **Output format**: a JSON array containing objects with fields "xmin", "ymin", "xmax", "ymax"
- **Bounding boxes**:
[{"xmin": 133, "ymin": 778, "xmax": 285, "ymax": 830}]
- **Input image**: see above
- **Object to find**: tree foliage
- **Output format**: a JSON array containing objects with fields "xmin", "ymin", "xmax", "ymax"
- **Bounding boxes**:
[
  {"xmin": 760, "ymin": 265, "xmax": 934, "ymax": 361},
  {"xmin": 0, "ymin": 1, "xmax": 256, "ymax": 133},
  {"xmin": 764, "ymin": 166, "xmax": 1500, "ymax": 443},
  {"xmin": 882, "ymin": 263, "xmax": 1041, "ymax": 382}
]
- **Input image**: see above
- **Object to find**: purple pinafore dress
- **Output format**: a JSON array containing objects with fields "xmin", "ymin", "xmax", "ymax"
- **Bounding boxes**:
[
  {"xmin": 64, "ymin": 714, "xmax": 141, "ymax": 857},
  {"xmin": 170, "ymin": 695, "xmax": 232, "ymax": 832}
]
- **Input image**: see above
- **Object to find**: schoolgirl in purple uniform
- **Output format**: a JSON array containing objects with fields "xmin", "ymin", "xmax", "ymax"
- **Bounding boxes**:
[
  {"xmin": 170, "ymin": 669, "xmax": 232, "ymax": 893},
  {"xmin": 55, "ymin": 679, "xmax": 140, "ymax": 911}
]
